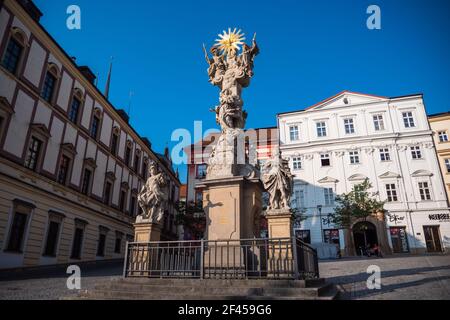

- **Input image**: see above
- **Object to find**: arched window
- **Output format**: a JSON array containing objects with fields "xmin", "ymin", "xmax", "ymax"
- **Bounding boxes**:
[
  {"xmin": 40, "ymin": 63, "xmax": 59, "ymax": 103},
  {"xmin": 1, "ymin": 27, "xmax": 28, "ymax": 75},
  {"xmin": 68, "ymin": 88, "xmax": 83, "ymax": 124},
  {"xmin": 90, "ymin": 108, "xmax": 102, "ymax": 140},
  {"xmin": 110, "ymin": 126, "xmax": 120, "ymax": 156}
]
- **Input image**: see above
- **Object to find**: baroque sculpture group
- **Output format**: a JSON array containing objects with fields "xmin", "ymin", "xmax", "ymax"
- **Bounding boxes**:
[{"xmin": 136, "ymin": 28, "xmax": 293, "ymax": 241}]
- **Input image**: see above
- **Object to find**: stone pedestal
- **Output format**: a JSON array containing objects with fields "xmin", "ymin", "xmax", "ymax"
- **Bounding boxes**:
[
  {"xmin": 199, "ymin": 176, "xmax": 263, "ymax": 241},
  {"xmin": 129, "ymin": 218, "xmax": 162, "ymax": 277},
  {"xmin": 198, "ymin": 176, "xmax": 262, "ymax": 271},
  {"xmin": 133, "ymin": 217, "xmax": 162, "ymax": 242},
  {"xmin": 265, "ymin": 209, "xmax": 294, "ymax": 278},
  {"xmin": 266, "ymin": 209, "xmax": 294, "ymax": 239}
]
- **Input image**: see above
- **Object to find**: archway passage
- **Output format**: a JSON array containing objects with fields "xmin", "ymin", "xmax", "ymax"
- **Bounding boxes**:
[{"xmin": 353, "ymin": 221, "xmax": 378, "ymax": 256}]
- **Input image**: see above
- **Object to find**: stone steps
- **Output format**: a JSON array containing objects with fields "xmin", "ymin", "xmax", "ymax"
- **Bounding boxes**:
[{"xmin": 69, "ymin": 277, "xmax": 339, "ymax": 300}]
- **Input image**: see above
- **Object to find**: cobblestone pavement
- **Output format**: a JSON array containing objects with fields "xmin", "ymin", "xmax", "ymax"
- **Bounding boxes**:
[
  {"xmin": 0, "ymin": 261, "xmax": 123, "ymax": 300},
  {"xmin": 1, "ymin": 255, "xmax": 449, "ymax": 300},
  {"xmin": 319, "ymin": 254, "xmax": 450, "ymax": 300}
]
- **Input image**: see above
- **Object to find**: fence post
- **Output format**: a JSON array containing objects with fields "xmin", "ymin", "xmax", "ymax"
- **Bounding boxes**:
[
  {"xmin": 291, "ymin": 236, "xmax": 300, "ymax": 279},
  {"xmin": 200, "ymin": 239, "xmax": 204, "ymax": 279},
  {"xmin": 123, "ymin": 241, "xmax": 129, "ymax": 278}
]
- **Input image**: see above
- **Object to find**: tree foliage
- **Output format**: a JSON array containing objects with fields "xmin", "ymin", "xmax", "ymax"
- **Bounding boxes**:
[
  {"xmin": 176, "ymin": 201, "xmax": 206, "ymax": 239},
  {"xmin": 331, "ymin": 179, "xmax": 385, "ymax": 229}
]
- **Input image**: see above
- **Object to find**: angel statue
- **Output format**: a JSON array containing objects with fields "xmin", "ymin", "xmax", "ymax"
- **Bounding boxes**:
[
  {"xmin": 137, "ymin": 161, "xmax": 169, "ymax": 223},
  {"xmin": 261, "ymin": 153, "xmax": 293, "ymax": 210},
  {"xmin": 203, "ymin": 44, "xmax": 226, "ymax": 86}
]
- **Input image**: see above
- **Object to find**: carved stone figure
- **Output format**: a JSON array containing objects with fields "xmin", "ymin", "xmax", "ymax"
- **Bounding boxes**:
[
  {"xmin": 261, "ymin": 153, "xmax": 293, "ymax": 210},
  {"xmin": 137, "ymin": 162, "xmax": 169, "ymax": 223},
  {"xmin": 204, "ymin": 29, "xmax": 260, "ymax": 178}
]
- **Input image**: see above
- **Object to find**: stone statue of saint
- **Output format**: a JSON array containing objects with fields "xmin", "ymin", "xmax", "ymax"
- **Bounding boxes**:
[
  {"xmin": 137, "ymin": 162, "xmax": 169, "ymax": 223},
  {"xmin": 204, "ymin": 45, "xmax": 226, "ymax": 86},
  {"xmin": 261, "ymin": 153, "xmax": 293, "ymax": 210}
]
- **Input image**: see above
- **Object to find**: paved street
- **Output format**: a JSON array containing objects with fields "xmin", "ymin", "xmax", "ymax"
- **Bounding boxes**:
[
  {"xmin": 0, "ymin": 255, "xmax": 449, "ymax": 300},
  {"xmin": 320, "ymin": 254, "xmax": 450, "ymax": 300}
]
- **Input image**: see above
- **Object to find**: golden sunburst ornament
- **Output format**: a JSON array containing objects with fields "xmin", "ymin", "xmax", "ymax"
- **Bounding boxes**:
[{"xmin": 215, "ymin": 28, "xmax": 246, "ymax": 55}]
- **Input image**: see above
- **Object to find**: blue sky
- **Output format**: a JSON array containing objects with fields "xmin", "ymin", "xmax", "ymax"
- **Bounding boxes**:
[{"xmin": 34, "ymin": 0, "xmax": 450, "ymax": 183}]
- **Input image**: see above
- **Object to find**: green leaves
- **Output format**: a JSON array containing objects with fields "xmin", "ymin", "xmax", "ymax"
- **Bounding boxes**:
[{"xmin": 331, "ymin": 179, "xmax": 385, "ymax": 229}]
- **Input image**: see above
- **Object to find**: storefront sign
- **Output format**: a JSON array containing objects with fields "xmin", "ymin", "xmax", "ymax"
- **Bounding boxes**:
[
  {"xmin": 388, "ymin": 214, "xmax": 405, "ymax": 225},
  {"xmin": 428, "ymin": 213, "xmax": 450, "ymax": 222}
]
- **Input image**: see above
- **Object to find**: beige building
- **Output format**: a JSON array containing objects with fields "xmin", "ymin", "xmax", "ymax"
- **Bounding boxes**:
[
  {"xmin": 0, "ymin": 0, "xmax": 180, "ymax": 269},
  {"xmin": 429, "ymin": 112, "xmax": 450, "ymax": 203}
]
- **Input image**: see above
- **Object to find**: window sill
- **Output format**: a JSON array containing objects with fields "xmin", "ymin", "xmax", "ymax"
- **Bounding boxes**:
[{"xmin": 42, "ymin": 254, "xmax": 57, "ymax": 258}]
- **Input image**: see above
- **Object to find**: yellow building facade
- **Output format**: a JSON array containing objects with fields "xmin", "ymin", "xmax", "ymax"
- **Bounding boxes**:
[{"xmin": 429, "ymin": 112, "xmax": 450, "ymax": 204}]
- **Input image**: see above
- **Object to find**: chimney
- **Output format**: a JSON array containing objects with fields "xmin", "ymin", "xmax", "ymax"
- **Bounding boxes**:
[
  {"xmin": 116, "ymin": 109, "xmax": 129, "ymax": 123},
  {"xmin": 17, "ymin": 0, "xmax": 43, "ymax": 22},
  {"xmin": 78, "ymin": 66, "xmax": 96, "ymax": 84},
  {"xmin": 142, "ymin": 137, "xmax": 152, "ymax": 149}
]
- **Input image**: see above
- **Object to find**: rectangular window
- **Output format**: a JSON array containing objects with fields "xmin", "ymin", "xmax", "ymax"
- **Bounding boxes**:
[
  {"xmin": 114, "ymin": 237, "xmax": 122, "ymax": 254},
  {"xmin": 445, "ymin": 159, "xmax": 450, "ymax": 173},
  {"xmin": 438, "ymin": 131, "xmax": 448, "ymax": 143},
  {"xmin": 2, "ymin": 38, "xmax": 23, "ymax": 74},
  {"xmin": 111, "ymin": 133, "xmax": 119, "ymax": 156},
  {"xmin": 373, "ymin": 114, "xmax": 385, "ymax": 131},
  {"xmin": 196, "ymin": 164, "xmax": 207, "ymax": 178},
  {"xmin": 6, "ymin": 212, "xmax": 28, "ymax": 252},
  {"xmin": 119, "ymin": 190, "xmax": 127, "ymax": 212},
  {"xmin": 40, "ymin": 71, "xmax": 57, "ymax": 103},
  {"xmin": 24, "ymin": 136, "xmax": 42, "ymax": 171},
  {"xmin": 418, "ymin": 182, "xmax": 431, "ymax": 200},
  {"xmin": 133, "ymin": 154, "xmax": 140, "ymax": 173},
  {"xmin": 292, "ymin": 157, "xmax": 302, "ymax": 170},
  {"xmin": 293, "ymin": 189, "xmax": 305, "ymax": 209},
  {"xmin": 316, "ymin": 122, "xmax": 327, "ymax": 137},
  {"xmin": 142, "ymin": 161, "xmax": 148, "ymax": 179},
  {"xmin": 386, "ymin": 184, "xmax": 398, "ymax": 202},
  {"xmin": 71, "ymin": 227, "xmax": 84, "ymax": 259},
  {"xmin": 324, "ymin": 188, "xmax": 334, "ymax": 206},
  {"xmin": 130, "ymin": 196, "xmax": 137, "ymax": 217},
  {"xmin": 295, "ymin": 230, "xmax": 311, "ymax": 244},
  {"xmin": 195, "ymin": 191, "xmax": 203, "ymax": 206},
  {"xmin": 57, "ymin": 155, "xmax": 71, "ymax": 185},
  {"xmin": 104, "ymin": 181, "xmax": 112, "ymax": 205},
  {"xmin": 96, "ymin": 233, "xmax": 106, "ymax": 257},
  {"xmin": 379, "ymin": 148, "xmax": 391, "ymax": 161},
  {"xmin": 402, "ymin": 111, "xmax": 415, "ymax": 128},
  {"xmin": 125, "ymin": 146, "xmax": 132, "ymax": 167},
  {"xmin": 90, "ymin": 116, "xmax": 100, "ymax": 139},
  {"xmin": 411, "ymin": 146, "xmax": 422, "ymax": 159},
  {"xmin": 68, "ymin": 98, "xmax": 81, "ymax": 123},
  {"xmin": 43, "ymin": 221, "xmax": 60, "ymax": 256},
  {"xmin": 344, "ymin": 118, "xmax": 355, "ymax": 134},
  {"xmin": 320, "ymin": 153, "xmax": 330, "ymax": 167},
  {"xmin": 289, "ymin": 125, "xmax": 299, "ymax": 141},
  {"xmin": 349, "ymin": 151, "xmax": 360, "ymax": 164},
  {"xmin": 81, "ymin": 169, "xmax": 92, "ymax": 195}
]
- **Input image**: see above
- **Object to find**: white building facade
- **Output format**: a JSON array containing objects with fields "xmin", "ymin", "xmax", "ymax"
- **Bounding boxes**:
[{"xmin": 278, "ymin": 91, "xmax": 450, "ymax": 256}]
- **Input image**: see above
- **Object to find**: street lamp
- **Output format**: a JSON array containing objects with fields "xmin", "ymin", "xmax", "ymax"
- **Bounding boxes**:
[{"xmin": 317, "ymin": 205, "xmax": 323, "ymax": 242}]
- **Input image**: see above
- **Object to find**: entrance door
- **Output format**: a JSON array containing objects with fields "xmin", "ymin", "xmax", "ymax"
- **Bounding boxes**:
[
  {"xmin": 390, "ymin": 227, "xmax": 409, "ymax": 253},
  {"xmin": 423, "ymin": 226, "xmax": 442, "ymax": 252},
  {"xmin": 353, "ymin": 221, "xmax": 378, "ymax": 255}
]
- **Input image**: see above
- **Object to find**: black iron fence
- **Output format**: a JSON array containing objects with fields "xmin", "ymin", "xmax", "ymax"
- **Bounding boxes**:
[{"xmin": 123, "ymin": 237, "xmax": 319, "ymax": 280}]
